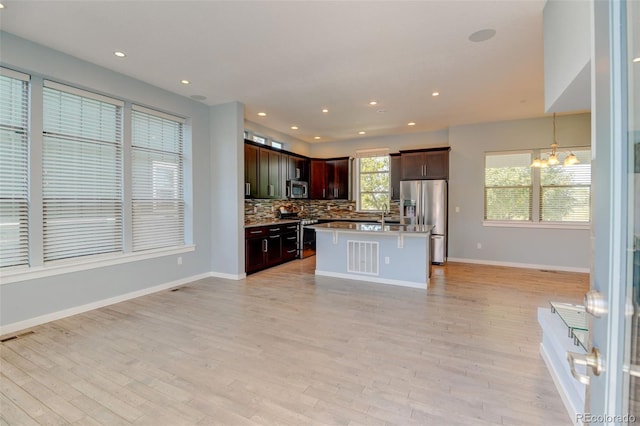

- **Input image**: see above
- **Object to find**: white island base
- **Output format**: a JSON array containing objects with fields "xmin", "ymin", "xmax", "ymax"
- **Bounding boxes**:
[{"xmin": 312, "ymin": 222, "xmax": 432, "ymax": 289}]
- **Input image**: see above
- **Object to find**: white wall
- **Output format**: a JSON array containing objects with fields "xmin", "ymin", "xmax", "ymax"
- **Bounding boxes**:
[
  {"xmin": 0, "ymin": 33, "xmax": 215, "ymax": 331},
  {"xmin": 543, "ymin": 0, "xmax": 591, "ymax": 112},
  {"xmin": 448, "ymin": 113, "xmax": 591, "ymax": 271}
]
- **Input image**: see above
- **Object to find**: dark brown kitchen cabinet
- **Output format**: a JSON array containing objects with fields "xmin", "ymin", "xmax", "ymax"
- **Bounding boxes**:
[
  {"xmin": 286, "ymin": 155, "xmax": 309, "ymax": 181},
  {"xmin": 310, "ymin": 157, "xmax": 349, "ymax": 199},
  {"xmin": 390, "ymin": 153, "xmax": 401, "ymax": 200},
  {"xmin": 400, "ymin": 147, "xmax": 450, "ymax": 180},
  {"xmin": 245, "ymin": 223, "xmax": 299, "ymax": 274},
  {"xmin": 244, "ymin": 144, "xmax": 259, "ymax": 198},
  {"xmin": 258, "ymin": 149, "xmax": 282, "ymax": 198}
]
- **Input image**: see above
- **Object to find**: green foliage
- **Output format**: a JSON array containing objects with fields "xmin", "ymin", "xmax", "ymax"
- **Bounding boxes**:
[{"xmin": 359, "ymin": 156, "xmax": 390, "ymax": 211}]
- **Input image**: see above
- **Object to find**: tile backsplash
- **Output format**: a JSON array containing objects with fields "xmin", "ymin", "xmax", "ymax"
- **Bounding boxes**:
[{"xmin": 244, "ymin": 199, "xmax": 400, "ymax": 224}]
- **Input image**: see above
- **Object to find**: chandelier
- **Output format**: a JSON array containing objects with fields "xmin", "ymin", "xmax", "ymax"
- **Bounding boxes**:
[{"xmin": 530, "ymin": 113, "xmax": 580, "ymax": 168}]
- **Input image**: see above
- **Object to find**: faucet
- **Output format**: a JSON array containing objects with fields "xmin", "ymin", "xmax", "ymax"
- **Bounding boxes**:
[{"xmin": 381, "ymin": 204, "xmax": 388, "ymax": 228}]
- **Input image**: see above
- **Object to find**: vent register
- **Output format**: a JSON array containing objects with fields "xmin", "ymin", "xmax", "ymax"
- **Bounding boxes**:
[{"xmin": 347, "ymin": 240, "xmax": 379, "ymax": 275}]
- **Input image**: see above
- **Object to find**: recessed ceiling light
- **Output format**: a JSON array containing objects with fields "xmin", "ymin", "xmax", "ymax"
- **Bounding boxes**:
[
  {"xmin": 322, "ymin": 109, "xmax": 329, "ymax": 113},
  {"xmin": 633, "ymin": 57, "xmax": 640, "ymax": 63},
  {"xmin": 358, "ymin": 131, "xmax": 366, "ymax": 135},
  {"xmin": 432, "ymin": 92, "xmax": 440, "ymax": 97},
  {"xmin": 291, "ymin": 126, "xmax": 299, "ymax": 130},
  {"xmin": 369, "ymin": 101, "xmax": 377, "ymax": 106},
  {"xmin": 0, "ymin": 3, "xmax": 6, "ymax": 9},
  {"xmin": 257, "ymin": 112, "xmax": 267, "ymax": 117},
  {"xmin": 408, "ymin": 122, "xmax": 416, "ymax": 126},
  {"xmin": 180, "ymin": 80, "xmax": 190, "ymax": 85},
  {"xmin": 468, "ymin": 28, "xmax": 496, "ymax": 43},
  {"xmin": 314, "ymin": 136, "xmax": 321, "ymax": 140},
  {"xmin": 114, "ymin": 51, "xmax": 126, "ymax": 58}
]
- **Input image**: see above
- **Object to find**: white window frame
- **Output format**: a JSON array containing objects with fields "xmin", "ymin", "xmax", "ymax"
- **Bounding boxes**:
[
  {"xmin": 483, "ymin": 148, "xmax": 591, "ymax": 229},
  {"xmin": 355, "ymin": 148, "xmax": 390, "ymax": 212},
  {"xmin": 0, "ymin": 68, "xmax": 30, "ymax": 269},
  {"xmin": 0, "ymin": 76, "xmax": 194, "ymax": 284}
]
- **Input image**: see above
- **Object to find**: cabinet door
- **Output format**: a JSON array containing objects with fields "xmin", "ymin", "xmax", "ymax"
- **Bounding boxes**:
[
  {"xmin": 244, "ymin": 144, "xmax": 259, "ymax": 198},
  {"xmin": 401, "ymin": 152, "xmax": 425, "ymax": 180},
  {"xmin": 258, "ymin": 148, "xmax": 282, "ymax": 198},
  {"xmin": 265, "ymin": 234, "xmax": 282, "ymax": 265},
  {"xmin": 329, "ymin": 158, "xmax": 349, "ymax": 199},
  {"xmin": 268, "ymin": 150, "xmax": 282, "ymax": 198},
  {"xmin": 390, "ymin": 154, "xmax": 401, "ymax": 200},
  {"xmin": 245, "ymin": 237, "xmax": 266, "ymax": 273},
  {"xmin": 310, "ymin": 160, "xmax": 326, "ymax": 199},
  {"xmin": 424, "ymin": 151, "xmax": 449, "ymax": 180}
]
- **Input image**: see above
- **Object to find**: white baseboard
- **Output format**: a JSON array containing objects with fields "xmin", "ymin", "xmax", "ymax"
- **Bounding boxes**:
[
  {"xmin": 447, "ymin": 257, "xmax": 589, "ymax": 274},
  {"xmin": 315, "ymin": 270, "xmax": 427, "ymax": 290},
  {"xmin": 210, "ymin": 271, "xmax": 246, "ymax": 280},
  {"xmin": 0, "ymin": 271, "xmax": 214, "ymax": 337}
]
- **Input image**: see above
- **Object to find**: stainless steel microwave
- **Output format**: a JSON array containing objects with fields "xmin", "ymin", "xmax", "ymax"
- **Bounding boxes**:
[{"xmin": 286, "ymin": 180, "xmax": 308, "ymax": 199}]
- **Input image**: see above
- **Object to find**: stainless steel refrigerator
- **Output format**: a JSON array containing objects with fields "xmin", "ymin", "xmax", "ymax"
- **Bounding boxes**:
[{"xmin": 400, "ymin": 180, "xmax": 447, "ymax": 264}]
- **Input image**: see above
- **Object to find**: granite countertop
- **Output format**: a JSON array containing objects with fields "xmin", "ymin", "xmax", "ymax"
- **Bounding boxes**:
[
  {"xmin": 309, "ymin": 221, "xmax": 433, "ymax": 234},
  {"xmin": 244, "ymin": 219, "xmax": 300, "ymax": 228},
  {"xmin": 316, "ymin": 216, "xmax": 401, "ymax": 223}
]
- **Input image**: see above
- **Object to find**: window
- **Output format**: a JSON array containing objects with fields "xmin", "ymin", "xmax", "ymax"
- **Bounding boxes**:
[
  {"xmin": 484, "ymin": 152, "xmax": 532, "ymax": 221},
  {"xmin": 43, "ymin": 81, "xmax": 123, "ymax": 262},
  {"xmin": 252, "ymin": 135, "xmax": 266, "ymax": 144},
  {"xmin": 357, "ymin": 150, "xmax": 390, "ymax": 211},
  {"xmin": 271, "ymin": 140, "xmax": 282, "ymax": 150},
  {"xmin": 0, "ymin": 69, "xmax": 30, "ymax": 268},
  {"xmin": 540, "ymin": 149, "xmax": 591, "ymax": 222},
  {"xmin": 484, "ymin": 148, "xmax": 591, "ymax": 225},
  {"xmin": 131, "ymin": 105, "xmax": 185, "ymax": 251}
]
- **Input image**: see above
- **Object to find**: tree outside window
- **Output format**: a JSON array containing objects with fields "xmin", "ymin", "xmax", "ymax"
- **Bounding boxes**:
[{"xmin": 358, "ymin": 155, "xmax": 390, "ymax": 211}]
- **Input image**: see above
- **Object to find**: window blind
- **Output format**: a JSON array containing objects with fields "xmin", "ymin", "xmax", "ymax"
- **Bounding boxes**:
[
  {"xmin": 540, "ymin": 149, "xmax": 591, "ymax": 222},
  {"xmin": 484, "ymin": 152, "xmax": 533, "ymax": 221},
  {"xmin": 42, "ymin": 81, "xmax": 123, "ymax": 262},
  {"xmin": 131, "ymin": 105, "xmax": 184, "ymax": 251},
  {"xmin": 0, "ymin": 69, "xmax": 30, "ymax": 268}
]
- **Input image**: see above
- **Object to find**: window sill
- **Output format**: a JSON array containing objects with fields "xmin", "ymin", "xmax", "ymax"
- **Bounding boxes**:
[
  {"xmin": 0, "ymin": 245, "xmax": 196, "ymax": 285},
  {"xmin": 483, "ymin": 221, "xmax": 590, "ymax": 230}
]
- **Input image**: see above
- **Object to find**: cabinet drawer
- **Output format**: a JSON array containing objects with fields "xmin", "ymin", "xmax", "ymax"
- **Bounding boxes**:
[{"xmin": 245, "ymin": 226, "xmax": 268, "ymax": 238}]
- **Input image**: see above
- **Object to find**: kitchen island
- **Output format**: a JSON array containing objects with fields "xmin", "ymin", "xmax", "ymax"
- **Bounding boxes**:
[{"xmin": 309, "ymin": 221, "xmax": 433, "ymax": 289}]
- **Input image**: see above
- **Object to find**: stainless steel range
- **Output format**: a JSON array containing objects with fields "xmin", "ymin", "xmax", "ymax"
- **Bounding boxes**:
[{"xmin": 299, "ymin": 218, "xmax": 318, "ymax": 258}]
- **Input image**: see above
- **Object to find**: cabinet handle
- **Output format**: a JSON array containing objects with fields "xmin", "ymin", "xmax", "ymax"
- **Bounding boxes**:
[
  {"xmin": 295, "ymin": 168, "xmax": 301, "ymax": 179},
  {"xmin": 269, "ymin": 228, "xmax": 280, "ymax": 232},
  {"xmin": 287, "ymin": 249, "xmax": 297, "ymax": 254},
  {"xmin": 250, "ymin": 230, "xmax": 262, "ymax": 234},
  {"xmin": 245, "ymin": 183, "xmax": 250, "ymax": 196},
  {"xmin": 286, "ymin": 236, "xmax": 296, "ymax": 240},
  {"xmin": 269, "ymin": 184, "xmax": 274, "ymax": 197},
  {"xmin": 323, "ymin": 188, "xmax": 325, "ymax": 198},
  {"xmin": 269, "ymin": 235, "xmax": 279, "ymax": 239},
  {"xmin": 263, "ymin": 239, "xmax": 268, "ymax": 252}
]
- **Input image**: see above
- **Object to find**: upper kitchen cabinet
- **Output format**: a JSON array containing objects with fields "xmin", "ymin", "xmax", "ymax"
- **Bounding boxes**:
[
  {"xmin": 259, "ymin": 148, "xmax": 282, "ymax": 199},
  {"xmin": 285, "ymin": 154, "xmax": 309, "ymax": 182},
  {"xmin": 390, "ymin": 153, "xmax": 401, "ymax": 200},
  {"xmin": 244, "ymin": 143, "xmax": 259, "ymax": 198},
  {"xmin": 310, "ymin": 158, "xmax": 350, "ymax": 199},
  {"xmin": 244, "ymin": 140, "xmax": 284, "ymax": 199},
  {"xmin": 400, "ymin": 147, "xmax": 450, "ymax": 180}
]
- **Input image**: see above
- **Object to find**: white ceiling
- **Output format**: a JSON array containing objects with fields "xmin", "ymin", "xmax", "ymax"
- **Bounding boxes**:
[{"xmin": 1, "ymin": 0, "xmax": 554, "ymax": 143}]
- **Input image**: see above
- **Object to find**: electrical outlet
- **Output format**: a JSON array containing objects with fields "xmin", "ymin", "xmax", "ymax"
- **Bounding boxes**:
[
  {"xmin": 348, "ymin": 205, "xmax": 353, "ymax": 210},
  {"xmin": 476, "ymin": 243, "xmax": 482, "ymax": 249},
  {"xmin": 327, "ymin": 205, "xmax": 331, "ymax": 210},
  {"xmin": 177, "ymin": 256, "xmax": 183, "ymax": 265},
  {"xmin": 253, "ymin": 206, "xmax": 258, "ymax": 213},
  {"xmin": 384, "ymin": 256, "xmax": 390, "ymax": 264}
]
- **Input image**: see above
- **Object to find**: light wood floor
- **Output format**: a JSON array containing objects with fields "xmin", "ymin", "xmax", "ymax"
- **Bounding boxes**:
[{"xmin": 1, "ymin": 260, "xmax": 588, "ymax": 425}]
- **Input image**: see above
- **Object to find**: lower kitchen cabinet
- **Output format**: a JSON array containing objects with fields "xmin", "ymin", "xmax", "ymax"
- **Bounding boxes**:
[{"xmin": 245, "ymin": 223, "xmax": 299, "ymax": 274}]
